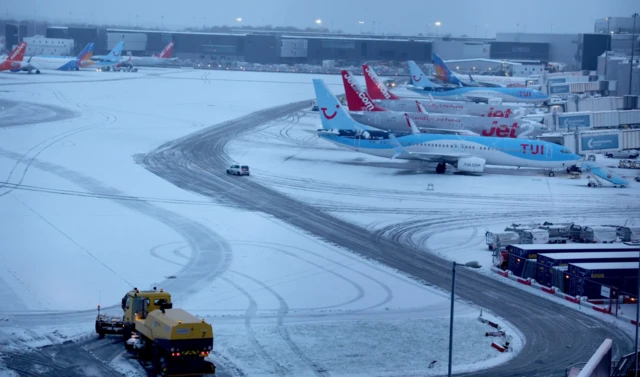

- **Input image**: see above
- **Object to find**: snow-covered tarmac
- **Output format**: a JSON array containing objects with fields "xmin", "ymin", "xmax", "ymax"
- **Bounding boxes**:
[{"xmin": 0, "ymin": 68, "xmax": 637, "ymax": 376}]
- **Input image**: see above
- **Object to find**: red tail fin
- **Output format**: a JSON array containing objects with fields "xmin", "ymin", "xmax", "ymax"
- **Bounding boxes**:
[
  {"xmin": 154, "ymin": 41, "xmax": 174, "ymax": 58},
  {"xmin": 341, "ymin": 70, "xmax": 386, "ymax": 112},
  {"xmin": 362, "ymin": 64, "xmax": 400, "ymax": 100},
  {"xmin": 7, "ymin": 42, "xmax": 27, "ymax": 62}
]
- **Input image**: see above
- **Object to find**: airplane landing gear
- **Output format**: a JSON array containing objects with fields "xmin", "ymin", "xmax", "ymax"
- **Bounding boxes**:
[
  {"xmin": 36, "ymin": 70, "xmax": 40, "ymax": 74},
  {"xmin": 436, "ymin": 162, "xmax": 446, "ymax": 174},
  {"xmin": 548, "ymin": 170, "xmax": 555, "ymax": 177}
]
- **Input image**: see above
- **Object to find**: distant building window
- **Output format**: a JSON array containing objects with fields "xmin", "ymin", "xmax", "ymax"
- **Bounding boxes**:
[
  {"xmin": 321, "ymin": 40, "xmax": 355, "ymax": 49},
  {"xmin": 202, "ymin": 45, "xmax": 236, "ymax": 54},
  {"xmin": 512, "ymin": 46, "xmax": 530, "ymax": 53}
]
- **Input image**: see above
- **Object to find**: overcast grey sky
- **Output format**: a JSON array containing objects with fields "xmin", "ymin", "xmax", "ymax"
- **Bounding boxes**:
[{"xmin": 3, "ymin": 0, "xmax": 638, "ymax": 37}]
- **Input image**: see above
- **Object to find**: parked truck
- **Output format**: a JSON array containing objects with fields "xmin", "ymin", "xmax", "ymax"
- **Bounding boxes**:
[
  {"xmin": 520, "ymin": 229, "xmax": 550, "ymax": 245},
  {"xmin": 95, "ymin": 288, "xmax": 216, "ymax": 376},
  {"xmin": 620, "ymin": 227, "xmax": 640, "ymax": 242},
  {"xmin": 486, "ymin": 231, "xmax": 520, "ymax": 251},
  {"xmin": 582, "ymin": 226, "xmax": 618, "ymax": 243}
]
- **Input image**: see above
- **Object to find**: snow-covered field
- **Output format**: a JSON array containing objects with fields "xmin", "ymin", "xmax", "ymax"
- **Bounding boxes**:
[{"xmin": 0, "ymin": 69, "xmax": 525, "ymax": 376}]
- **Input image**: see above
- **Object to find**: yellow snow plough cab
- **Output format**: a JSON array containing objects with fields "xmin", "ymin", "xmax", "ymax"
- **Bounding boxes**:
[{"xmin": 95, "ymin": 288, "xmax": 215, "ymax": 376}]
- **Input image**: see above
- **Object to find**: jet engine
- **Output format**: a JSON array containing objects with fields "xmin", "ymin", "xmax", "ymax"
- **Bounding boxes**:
[{"xmin": 456, "ymin": 157, "xmax": 486, "ymax": 174}]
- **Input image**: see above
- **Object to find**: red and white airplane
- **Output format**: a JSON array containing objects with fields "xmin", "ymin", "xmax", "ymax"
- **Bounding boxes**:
[
  {"xmin": 362, "ymin": 64, "xmax": 526, "ymax": 119},
  {"xmin": 0, "ymin": 42, "xmax": 27, "ymax": 72},
  {"xmin": 123, "ymin": 41, "xmax": 177, "ymax": 66},
  {"xmin": 342, "ymin": 69, "xmax": 543, "ymax": 139}
]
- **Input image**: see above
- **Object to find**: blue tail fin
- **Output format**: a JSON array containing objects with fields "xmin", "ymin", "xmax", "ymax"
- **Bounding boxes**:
[
  {"xmin": 407, "ymin": 60, "xmax": 441, "ymax": 89},
  {"xmin": 432, "ymin": 53, "xmax": 463, "ymax": 86},
  {"xmin": 106, "ymin": 41, "xmax": 124, "ymax": 61},
  {"xmin": 312, "ymin": 79, "xmax": 375, "ymax": 131}
]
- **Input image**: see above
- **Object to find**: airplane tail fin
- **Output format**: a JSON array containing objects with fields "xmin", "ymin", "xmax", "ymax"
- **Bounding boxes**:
[
  {"xmin": 313, "ymin": 79, "xmax": 372, "ymax": 131},
  {"xmin": 432, "ymin": 53, "xmax": 463, "ymax": 86},
  {"xmin": 408, "ymin": 60, "xmax": 441, "ymax": 88},
  {"xmin": 6, "ymin": 42, "xmax": 27, "ymax": 62},
  {"xmin": 389, "ymin": 134, "xmax": 409, "ymax": 159},
  {"xmin": 154, "ymin": 41, "xmax": 175, "ymax": 58},
  {"xmin": 362, "ymin": 64, "xmax": 401, "ymax": 100},
  {"xmin": 341, "ymin": 70, "xmax": 386, "ymax": 112},
  {"xmin": 76, "ymin": 42, "xmax": 95, "ymax": 61},
  {"xmin": 106, "ymin": 41, "xmax": 124, "ymax": 60},
  {"xmin": 403, "ymin": 113, "xmax": 422, "ymax": 135},
  {"xmin": 414, "ymin": 100, "xmax": 427, "ymax": 114}
]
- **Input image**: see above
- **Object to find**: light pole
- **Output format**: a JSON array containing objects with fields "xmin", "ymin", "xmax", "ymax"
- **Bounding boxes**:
[
  {"xmin": 474, "ymin": 24, "xmax": 477, "ymax": 39},
  {"xmin": 236, "ymin": 17, "xmax": 242, "ymax": 23},
  {"xmin": 630, "ymin": 13, "xmax": 638, "ymax": 95},
  {"xmin": 435, "ymin": 21, "xmax": 441, "ymax": 37},
  {"xmin": 550, "ymin": 24, "xmax": 554, "ymax": 33},
  {"xmin": 635, "ymin": 248, "xmax": 640, "ymax": 377},
  {"xmin": 448, "ymin": 261, "xmax": 481, "ymax": 377},
  {"xmin": 484, "ymin": 24, "xmax": 489, "ymax": 39},
  {"xmin": 315, "ymin": 19, "xmax": 322, "ymax": 31},
  {"xmin": 604, "ymin": 17, "xmax": 610, "ymax": 78},
  {"xmin": 359, "ymin": 21, "xmax": 364, "ymax": 34}
]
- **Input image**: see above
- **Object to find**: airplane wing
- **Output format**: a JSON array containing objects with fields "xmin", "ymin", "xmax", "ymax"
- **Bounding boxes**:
[
  {"xmin": 418, "ymin": 127, "xmax": 478, "ymax": 136},
  {"xmin": 388, "ymin": 134, "xmax": 470, "ymax": 163},
  {"xmin": 462, "ymin": 93, "xmax": 495, "ymax": 103}
]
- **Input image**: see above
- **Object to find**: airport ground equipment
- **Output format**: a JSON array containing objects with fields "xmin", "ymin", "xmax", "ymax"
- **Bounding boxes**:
[
  {"xmin": 567, "ymin": 262, "xmax": 639, "ymax": 298},
  {"xmin": 583, "ymin": 163, "xmax": 629, "ymax": 187},
  {"xmin": 506, "ymin": 243, "xmax": 640, "ymax": 278},
  {"xmin": 95, "ymin": 288, "xmax": 215, "ymax": 376},
  {"xmin": 486, "ymin": 231, "xmax": 519, "ymax": 251},
  {"xmin": 618, "ymin": 159, "xmax": 640, "ymax": 169},
  {"xmin": 536, "ymin": 251, "xmax": 640, "ymax": 288}
]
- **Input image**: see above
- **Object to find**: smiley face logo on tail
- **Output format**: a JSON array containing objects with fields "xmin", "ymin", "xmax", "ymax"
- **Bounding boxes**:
[
  {"xmin": 321, "ymin": 104, "xmax": 340, "ymax": 120},
  {"xmin": 412, "ymin": 75, "xmax": 422, "ymax": 82}
]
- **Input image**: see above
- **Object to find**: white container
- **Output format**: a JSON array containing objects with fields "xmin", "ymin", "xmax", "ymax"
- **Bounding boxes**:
[
  {"xmin": 591, "ymin": 111, "xmax": 620, "ymax": 128},
  {"xmin": 621, "ymin": 129, "xmax": 640, "ymax": 150},
  {"xmin": 619, "ymin": 110, "xmax": 640, "ymax": 125}
]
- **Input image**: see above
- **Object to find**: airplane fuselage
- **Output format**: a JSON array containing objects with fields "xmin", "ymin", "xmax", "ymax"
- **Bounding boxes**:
[
  {"xmin": 411, "ymin": 87, "xmax": 548, "ymax": 104},
  {"xmin": 350, "ymin": 111, "xmax": 543, "ymax": 139},
  {"xmin": 22, "ymin": 56, "xmax": 93, "ymax": 71},
  {"xmin": 375, "ymin": 99, "xmax": 525, "ymax": 118},
  {"xmin": 319, "ymin": 131, "xmax": 580, "ymax": 170}
]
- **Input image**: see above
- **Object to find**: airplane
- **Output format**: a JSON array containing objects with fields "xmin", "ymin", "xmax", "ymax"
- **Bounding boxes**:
[
  {"xmin": 341, "ymin": 70, "xmax": 544, "ymax": 138},
  {"xmin": 92, "ymin": 41, "xmax": 124, "ymax": 63},
  {"xmin": 20, "ymin": 42, "xmax": 95, "ymax": 74},
  {"xmin": 406, "ymin": 60, "xmax": 548, "ymax": 104},
  {"xmin": 0, "ymin": 42, "xmax": 27, "ymax": 72},
  {"xmin": 313, "ymin": 78, "xmax": 581, "ymax": 176},
  {"xmin": 362, "ymin": 64, "xmax": 528, "ymax": 119},
  {"xmin": 407, "ymin": 60, "xmax": 456, "ymax": 90},
  {"xmin": 90, "ymin": 41, "xmax": 132, "ymax": 71},
  {"xmin": 432, "ymin": 53, "xmax": 529, "ymax": 88},
  {"xmin": 124, "ymin": 41, "xmax": 177, "ymax": 67}
]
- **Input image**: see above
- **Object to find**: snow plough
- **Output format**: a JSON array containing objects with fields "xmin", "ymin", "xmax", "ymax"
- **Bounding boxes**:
[{"xmin": 95, "ymin": 288, "xmax": 215, "ymax": 376}]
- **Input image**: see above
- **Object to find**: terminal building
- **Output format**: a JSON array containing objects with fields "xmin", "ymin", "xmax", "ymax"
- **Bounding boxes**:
[
  {"xmin": 0, "ymin": 19, "xmax": 625, "ymax": 77},
  {"xmin": 0, "ymin": 24, "xmax": 607, "ymax": 70}
]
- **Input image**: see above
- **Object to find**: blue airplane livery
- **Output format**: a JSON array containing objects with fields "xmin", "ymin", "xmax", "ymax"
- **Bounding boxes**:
[{"xmin": 313, "ymin": 79, "xmax": 579, "ymax": 176}]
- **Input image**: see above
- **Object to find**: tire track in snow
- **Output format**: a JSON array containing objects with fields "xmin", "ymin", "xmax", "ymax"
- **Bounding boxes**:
[
  {"xmin": 233, "ymin": 241, "xmax": 395, "ymax": 312},
  {"xmin": 230, "ymin": 270, "xmax": 330, "ymax": 377},
  {"xmin": 0, "ymin": 100, "xmax": 118, "ymax": 198},
  {"xmin": 0, "ymin": 150, "xmax": 232, "ymax": 327},
  {"xmin": 220, "ymin": 276, "xmax": 290, "ymax": 377}
]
